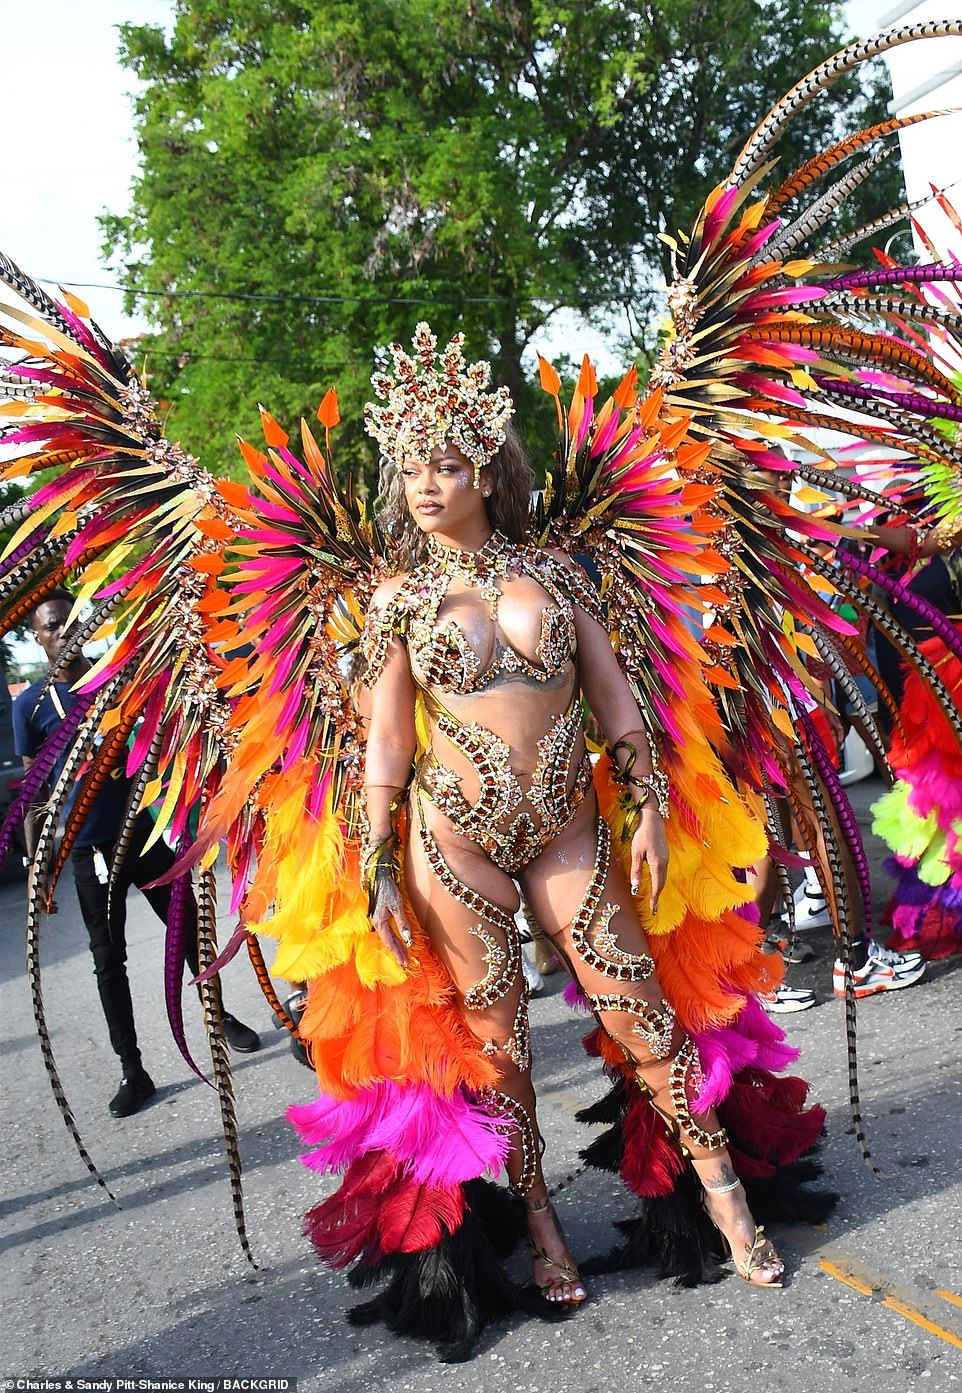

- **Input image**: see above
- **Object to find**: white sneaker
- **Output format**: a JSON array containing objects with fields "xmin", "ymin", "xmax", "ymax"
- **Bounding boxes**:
[
  {"xmin": 760, "ymin": 983, "xmax": 817, "ymax": 1014},
  {"xmin": 832, "ymin": 952, "xmax": 926, "ymax": 997},
  {"xmin": 798, "ymin": 866, "xmax": 822, "ymax": 898},
  {"xmin": 793, "ymin": 891, "xmax": 832, "ymax": 931},
  {"xmin": 521, "ymin": 943, "xmax": 544, "ymax": 996},
  {"xmin": 867, "ymin": 938, "xmax": 923, "ymax": 972}
]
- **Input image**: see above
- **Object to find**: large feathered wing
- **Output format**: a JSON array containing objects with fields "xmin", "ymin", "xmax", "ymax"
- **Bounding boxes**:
[
  {"xmin": 0, "ymin": 264, "xmax": 517, "ymax": 1287},
  {"xmin": 535, "ymin": 21, "xmax": 962, "ymax": 1165},
  {"xmin": 0, "ymin": 262, "xmax": 388, "ymax": 1259}
]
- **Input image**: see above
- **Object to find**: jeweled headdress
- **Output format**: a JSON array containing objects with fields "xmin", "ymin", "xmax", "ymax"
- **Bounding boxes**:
[{"xmin": 364, "ymin": 322, "xmax": 514, "ymax": 486}]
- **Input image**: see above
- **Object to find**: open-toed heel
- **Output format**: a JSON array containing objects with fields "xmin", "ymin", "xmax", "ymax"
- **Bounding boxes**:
[
  {"xmin": 726, "ymin": 1224, "xmax": 785, "ymax": 1288},
  {"xmin": 702, "ymin": 1177, "xmax": 784, "ymax": 1289},
  {"xmin": 526, "ymin": 1196, "xmax": 588, "ymax": 1305}
]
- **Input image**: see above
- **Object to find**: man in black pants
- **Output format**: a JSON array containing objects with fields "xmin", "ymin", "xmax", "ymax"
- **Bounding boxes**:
[{"xmin": 14, "ymin": 590, "xmax": 261, "ymax": 1118}]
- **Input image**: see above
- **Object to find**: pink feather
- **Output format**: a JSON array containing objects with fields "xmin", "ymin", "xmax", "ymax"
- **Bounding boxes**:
[
  {"xmin": 693, "ymin": 997, "xmax": 799, "ymax": 1112},
  {"xmin": 289, "ymin": 1081, "xmax": 510, "ymax": 1187}
]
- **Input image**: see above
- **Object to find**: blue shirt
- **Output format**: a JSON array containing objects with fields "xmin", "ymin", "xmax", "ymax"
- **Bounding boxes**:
[{"xmin": 12, "ymin": 678, "xmax": 132, "ymax": 847}]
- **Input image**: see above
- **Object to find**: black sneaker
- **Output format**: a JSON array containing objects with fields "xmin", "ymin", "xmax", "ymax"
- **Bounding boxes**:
[
  {"xmin": 221, "ymin": 1012, "xmax": 261, "ymax": 1053},
  {"xmin": 109, "ymin": 1070, "xmax": 156, "ymax": 1118}
]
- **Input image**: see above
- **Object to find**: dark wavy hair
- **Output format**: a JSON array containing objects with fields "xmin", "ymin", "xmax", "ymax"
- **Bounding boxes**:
[{"xmin": 375, "ymin": 425, "xmax": 535, "ymax": 571}]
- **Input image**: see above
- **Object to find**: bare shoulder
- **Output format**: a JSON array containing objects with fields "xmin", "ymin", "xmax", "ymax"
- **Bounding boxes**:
[
  {"xmin": 536, "ymin": 547, "xmax": 606, "ymax": 624},
  {"xmin": 369, "ymin": 573, "xmax": 410, "ymax": 610}
]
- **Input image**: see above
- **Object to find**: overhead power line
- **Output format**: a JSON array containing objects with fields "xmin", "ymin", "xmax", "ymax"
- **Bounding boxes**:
[{"xmin": 35, "ymin": 275, "xmax": 533, "ymax": 307}]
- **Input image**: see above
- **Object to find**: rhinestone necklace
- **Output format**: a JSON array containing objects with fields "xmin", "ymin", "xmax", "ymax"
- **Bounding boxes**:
[{"xmin": 425, "ymin": 530, "xmax": 512, "ymax": 607}]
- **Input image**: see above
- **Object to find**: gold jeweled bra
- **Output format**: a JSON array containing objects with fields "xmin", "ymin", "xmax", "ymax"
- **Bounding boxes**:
[
  {"xmin": 360, "ymin": 533, "xmax": 604, "ymax": 695},
  {"xmin": 360, "ymin": 533, "xmax": 606, "ymax": 874}
]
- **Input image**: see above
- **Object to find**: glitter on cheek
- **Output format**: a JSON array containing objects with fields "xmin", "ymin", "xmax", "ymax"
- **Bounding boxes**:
[{"xmin": 556, "ymin": 848, "xmax": 568, "ymax": 865}]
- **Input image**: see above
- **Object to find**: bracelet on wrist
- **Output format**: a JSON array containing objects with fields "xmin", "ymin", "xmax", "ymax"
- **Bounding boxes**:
[
  {"xmin": 608, "ymin": 737, "xmax": 671, "ymax": 821},
  {"xmin": 925, "ymin": 516, "xmax": 962, "ymax": 555},
  {"xmin": 360, "ymin": 814, "xmax": 403, "ymax": 916}
]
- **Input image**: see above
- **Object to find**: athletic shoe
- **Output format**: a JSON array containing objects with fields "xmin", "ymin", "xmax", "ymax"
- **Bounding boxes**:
[
  {"xmin": 521, "ymin": 944, "xmax": 544, "ymax": 996},
  {"xmin": 793, "ymin": 889, "xmax": 832, "ymax": 931},
  {"xmin": 798, "ymin": 865, "xmax": 823, "ymax": 898},
  {"xmin": 271, "ymin": 990, "xmax": 311, "ymax": 1067},
  {"xmin": 832, "ymin": 952, "xmax": 926, "ymax": 998},
  {"xmin": 765, "ymin": 918, "xmax": 816, "ymax": 964},
  {"xmin": 759, "ymin": 984, "xmax": 816, "ymax": 1014},
  {"xmin": 867, "ymin": 938, "xmax": 923, "ymax": 972},
  {"xmin": 109, "ymin": 1070, "xmax": 156, "ymax": 1118}
]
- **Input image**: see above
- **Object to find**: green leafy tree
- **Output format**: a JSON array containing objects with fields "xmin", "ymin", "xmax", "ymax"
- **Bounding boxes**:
[{"xmin": 103, "ymin": 0, "xmax": 897, "ymax": 482}]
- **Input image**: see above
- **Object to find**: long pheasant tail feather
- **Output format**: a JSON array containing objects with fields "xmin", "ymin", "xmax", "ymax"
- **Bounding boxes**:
[
  {"xmin": 0, "ymin": 691, "xmax": 94, "ymax": 867},
  {"xmin": 811, "ymin": 630, "xmax": 893, "ymax": 784},
  {"xmin": 164, "ymin": 837, "xmax": 209, "ymax": 1084},
  {"xmin": 107, "ymin": 724, "xmax": 165, "ymax": 919},
  {"xmin": 197, "ymin": 866, "xmax": 256, "ymax": 1266},
  {"xmin": 806, "ymin": 549, "xmax": 962, "ymax": 756},
  {"xmin": 799, "ymin": 710, "xmax": 874, "ymax": 943},
  {"xmin": 732, "ymin": 20, "xmax": 962, "ymax": 186},
  {"xmin": 51, "ymin": 591, "xmax": 133, "ymax": 682},
  {"xmin": 25, "ymin": 778, "xmax": 117, "ymax": 1201},
  {"xmin": 0, "ymin": 251, "xmax": 83, "ymax": 344},
  {"xmin": 790, "ymin": 740, "xmax": 878, "ymax": 1175},
  {"xmin": 817, "ymin": 181, "xmax": 960, "ymax": 260},
  {"xmin": 835, "ymin": 625, "xmax": 906, "ymax": 747},
  {"xmin": 767, "ymin": 110, "xmax": 949, "ymax": 215},
  {"xmin": 246, "ymin": 933, "xmax": 300, "ymax": 1037},
  {"xmin": 49, "ymin": 707, "xmax": 140, "ymax": 890},
  {"xmin": 761, "ymin": 779, "xmax": 800, "ymax": 962},
  {"xmin": 838, "ymin": 550, "xmax": 962, "ymax": 671}
]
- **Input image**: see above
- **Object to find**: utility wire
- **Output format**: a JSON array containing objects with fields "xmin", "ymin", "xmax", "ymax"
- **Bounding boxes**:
[{"xmin": 35, "ymin": 275, "xmax": 532, "ymax": 307}]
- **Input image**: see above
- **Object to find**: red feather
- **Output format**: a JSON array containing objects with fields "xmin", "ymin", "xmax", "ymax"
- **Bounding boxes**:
[
  {"xmin": 377, "ymin": 1180, "xmax": 465, "ymax": 1254},
  {"xmin": 719, "ymin": 1072, "xmax": 825, "ymax": 1168},
  {"xmin": 303, "ymin": 1149, "xmax": 465, "ymax": 1266},
  {"xmin": 619, "ymin": 1089, "xmax": 686, "ymax": 1198}
]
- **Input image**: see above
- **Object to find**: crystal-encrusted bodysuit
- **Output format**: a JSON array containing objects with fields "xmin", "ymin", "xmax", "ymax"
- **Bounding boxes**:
[
  {"xmin": 361, "ymin": 532, "xmax": 605, "ymax": 875},
  {"xmin": 361, "ymin": 531, "xmax": 725, "ymax": 1173}
]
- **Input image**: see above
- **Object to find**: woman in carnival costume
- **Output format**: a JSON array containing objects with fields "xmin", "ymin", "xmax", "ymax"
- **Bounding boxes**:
[
  {"xmin": 4, "ymin": 18, "xmax": 962, "ymax": 1364},
  {"xmin": 352, "ymin": 329, "xmax": 787, "ymax": 1306}
]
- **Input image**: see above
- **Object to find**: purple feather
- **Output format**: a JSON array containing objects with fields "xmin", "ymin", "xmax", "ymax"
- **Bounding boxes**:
[
  {"xmin": 838, "ymin": 552, "xmax": 962, "ymax": 669},
  {"xmin": 0, "ymin": 526, "xmax": 48, "ymax": 586},
  {"xmin": 820, "ymin": 263, "xmax": 962, "ymax": 292},
  {"xmin": 0, "ymin": 692, "xmax": 94, "ymax": 866},
  {"xmin": 817, "ymin": 378, "xmax": 962, "ymax": 423},
  {"xmin": 563, "ymin": 979, "xmax": 591, "ymax": 1011},
  {"xmin": 799, "ymin": 708, "xmax": 874, "ymax": 941},
  {"xmin": 164, "ymin": 832, "xmax": 210, "ymax": 1084},
  {"xmin": 693, "ymin": 996, "xmax": 799, "ymax": 1112},
  {"xmin": 190, "ymin": 923, "xmax": 249, "ymax": 982}
]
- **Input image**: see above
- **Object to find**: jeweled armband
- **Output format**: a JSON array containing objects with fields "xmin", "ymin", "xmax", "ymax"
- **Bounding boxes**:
[
  {"xmin": 360, "ymin": 833, "xmax": 402, "ymax": 916},
  {"xmin": 609, "ymin": 734, "xmax": 671, "ymax": 839}
]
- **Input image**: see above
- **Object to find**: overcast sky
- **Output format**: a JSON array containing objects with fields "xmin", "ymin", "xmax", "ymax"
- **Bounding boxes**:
[
  {"xmin": 0, "ymin": 0, "xmax": 175, "ymax": 338},
  {"xmin": 0, "ymin": 1, "xmax": 912, "ymax": 349}
]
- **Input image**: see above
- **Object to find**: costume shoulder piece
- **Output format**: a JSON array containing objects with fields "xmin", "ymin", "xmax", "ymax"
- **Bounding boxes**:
[
  {"xmin": 358, "ymin": 575, "xmax": 421, "ymax": 685},
  {"xmin": 526, "ymin": 548, "xmax": 607, "ymax": 626}
]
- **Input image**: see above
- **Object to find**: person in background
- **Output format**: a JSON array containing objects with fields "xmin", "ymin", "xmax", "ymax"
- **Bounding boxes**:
[{"xmin": 14, "ymin": 590, "xmax": 261, "ymax": 1118}]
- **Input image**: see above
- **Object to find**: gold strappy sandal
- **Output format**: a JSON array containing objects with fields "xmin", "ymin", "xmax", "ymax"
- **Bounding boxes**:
[
  {"xmin": 703, "ymin": 1178, "xmax": 784, "ymax": 1288},
  {"xmin": 526, "ymin": 1196, "xmax": 588, "ymax": 1305},
  {"xmin": 726, "ymin": 1224, "xmax": 785, "ymax": 1288}
]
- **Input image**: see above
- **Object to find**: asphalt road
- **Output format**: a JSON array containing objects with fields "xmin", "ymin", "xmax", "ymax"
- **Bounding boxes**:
[{"xmin": 3, "ymin": 775, "xmax": 961, "ymax": 1392}]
